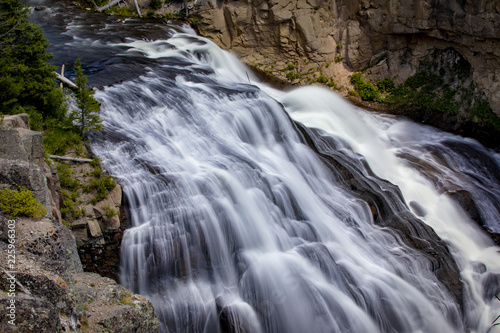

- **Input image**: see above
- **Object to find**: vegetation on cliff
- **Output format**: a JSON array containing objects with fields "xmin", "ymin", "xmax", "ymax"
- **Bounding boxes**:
[
  {"xmin": 349, "ymin": 59, "xmax": 500, "ymax": 133},
  {"xmin": 57, "ymin": 155, "xmax": 117, "ymax": 224},
  {"xmin": 0, "ymin": 0, "xmax": 103, "ymax": 153},
  {"xmin": 0, "ymin": 186, "xmax": 47, "ymax": 218},
  {"xmin": 70, "ymin": 58, "xmax": 102, "ymax": 137}
]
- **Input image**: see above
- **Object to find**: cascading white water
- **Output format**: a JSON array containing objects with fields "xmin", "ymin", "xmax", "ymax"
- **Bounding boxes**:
[
  {"xmin": 267, "ymin": 87, "xmax": 500, "ymax": 332},
  {"xmin": 24, "ymin": 0, "xmax": 498, "ymax": 330},
  {"xmin": 87, "ymin": 30, "xmax": 500, "ymax": 333}
]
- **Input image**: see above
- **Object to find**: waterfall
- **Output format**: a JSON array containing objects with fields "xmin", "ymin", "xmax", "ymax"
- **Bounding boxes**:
[
  {"xmin": 28, "ymin": 3, "xmax": 500, "ymax": 330},
  {"xmin": 272, "ymin": 86, "xmax": 500, "ymax": 332},
  {"xmin": 87, "ymin": 30, "xmax": 500, "ymax": 333}
]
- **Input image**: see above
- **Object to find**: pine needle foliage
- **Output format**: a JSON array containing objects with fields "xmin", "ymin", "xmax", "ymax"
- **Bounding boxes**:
[{"xmin": 70, "ymin": 58, "xmax": 102, "ymax": 137}]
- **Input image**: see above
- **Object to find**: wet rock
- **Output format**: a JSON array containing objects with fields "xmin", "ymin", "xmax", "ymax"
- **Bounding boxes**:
[
  {"xmin": 481, "ymin": 272, "xmax": 500, "ymax": 300},
  {"xmin": 295, "ymin": 122, "xmax": 464, "ymax": 307},
  {"xmin": 216, "ymin": 295, "xmax": 261, "ymax": 333}
]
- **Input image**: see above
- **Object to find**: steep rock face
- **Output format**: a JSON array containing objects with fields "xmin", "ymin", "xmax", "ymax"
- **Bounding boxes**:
[
  {"xmin": 192, "ymin": 0, "xmax": 500, "ymax": 116},
  {"xmin": 0, "ymin": 215, "xmax": 159, "ymax": 333},
  {"xmin": 0, "ymin": 114, "xmax": 53, "ymax": 217},
  {"xmin": 71, "ymin": 181, "xmax": 126, "ymax": 282},
  {"xmin": 0, "ymin": 115, "xmax": 159, "ymax": 332}
]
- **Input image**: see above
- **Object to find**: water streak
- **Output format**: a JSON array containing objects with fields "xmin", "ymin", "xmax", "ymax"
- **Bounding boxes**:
[{"xmin": 88, "ymin": 32, "xmax": 489, "ymax": 332}]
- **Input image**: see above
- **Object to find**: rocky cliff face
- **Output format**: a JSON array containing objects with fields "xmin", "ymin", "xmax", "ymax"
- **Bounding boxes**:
[
  {"xmin": 0, "ymin": 115, "xmax": 159, "ymax": 332},
  {"xmin": 192, "ymin": 0, "xmax": 500, "ymax": 116},
  {"xmin": 67, "ymin": 162, "xmax": 126, "ymax": 282}
]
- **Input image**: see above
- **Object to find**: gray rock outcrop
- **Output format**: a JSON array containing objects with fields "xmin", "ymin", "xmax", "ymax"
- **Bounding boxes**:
[
  {"xmin": 0, "ymin": 114, "xmax": 159, "ymax": 332},
  {"xmin": 0, "ymin": 114, "xmax": 52, "ymax": 216}
]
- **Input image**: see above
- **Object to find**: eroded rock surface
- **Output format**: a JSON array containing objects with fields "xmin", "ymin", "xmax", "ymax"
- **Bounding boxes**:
[{"xmin": 192, "ymin": 0, "xmax": 500, "ymax": 116}]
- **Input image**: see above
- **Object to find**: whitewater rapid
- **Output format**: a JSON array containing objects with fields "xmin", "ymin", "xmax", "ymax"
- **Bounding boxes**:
[{"xmin": 86, "ymin": 30, "xmax": 500, "ymax": 333}]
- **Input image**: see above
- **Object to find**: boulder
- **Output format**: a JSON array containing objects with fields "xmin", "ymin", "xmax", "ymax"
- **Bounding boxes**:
[
  {"xmin": 0, "ymin": 127, "xmax": 29, "ymax": 162},
  {"xmin": 0, "ymin": 159, "xmax": 52, "ymax": 216},
  {"xmin": 2, "ymin": 113, "xmax": 29, "ymax": 129}
]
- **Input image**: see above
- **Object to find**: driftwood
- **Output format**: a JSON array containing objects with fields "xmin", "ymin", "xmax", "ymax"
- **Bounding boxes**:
[
  {"xmin": 59, "ymin": 64, "xmax": 65, "ymax": 89},
  {"xmin": 54, "ymin": 72, "xmax": 77, "ymax": 88},
  {"xmin": 49, "ymin": 155, "xmax": 93, "ymax": 163},
  {"xmin": 97, "ymin": 0, "xmax": 123, "ymax": 12},
  {"xmin": 133, "ymin": 0, "xmax": 142, "ymax": 18},
  {"xmin": 98, "ymin": 0, "xmax": 141, "ymax": 17}
]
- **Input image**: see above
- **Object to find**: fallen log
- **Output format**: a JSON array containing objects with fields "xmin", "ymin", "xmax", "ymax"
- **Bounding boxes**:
[
  {"xmin": 54, "ymin": 72, "xmax": 77, "ymax": 88},
  {"xmin": 97, "ymin": 0, "xmax": 123, "ymax": 12},
  {"xmin": 49, "ymin": 155, "xmax": 93, "ymax": 163}
]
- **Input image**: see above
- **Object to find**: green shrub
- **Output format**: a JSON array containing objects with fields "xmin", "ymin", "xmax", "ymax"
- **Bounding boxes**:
[
  {"xmin": 286, "ymin": 71, "xmax": 299, "ymax": 80},
  {"xmin": 60, "ymin": 189, "xmax": 84, "ymax": 221},
  {"xmin": 0, "ymin": 187, "xmax": 47, "ymax": 219},
  {"xmin": 90, "ymin": 175, "xmax": 116, "ymax": 205},
  {"xmin": 102, "ymin": 204, "xmax": 118, "ymax": 218},
  {"xmin": 335, "ymin": 55, "xmax": 342, "ymax": 63},
  {"xmin": 164, "ymin": 12, "xmax": 182, "ymax": 20},
  {"xmin": 350, "ymin": 73, "xmax": 380, "ymax": 101},
  {"xmin": 43, "ymin": 127, "xmax": 81, "ymax": 155},
  {"xmin": 56, "ymin": 162, "xmax": 79, "ymax": 191},
  {"xmin": 388, "ymin": 70, "xmax": 459, "ymax": 115},
  {"xmin": 91, "ymin": 166, "xmax": 102, "ymax": 178},
  {"xmin": 317, "ymin": 75, "xmax": 328, "ymax": 84},
  {"xmin": 377, "ymin": 78, "xmax": 395, "ymax": 93},
  {"xmin": 90, "ymin": 157, "xmax": 101, "ymax": 168},
  {"xmin": 350, "ymin": 73, "xmax": 363, "ymax": 86},
  {"xmin": 105, "ymin": 6, "xmax": 136, "ymax": 17},
  {"xmin": 470, "ymin": 99, "xmax": 500, "ymax": 130},
  {"xmin": 327, "ymin": 78, "xmax": 337, "ymax": 89},
  {"xmin": 150, "ymin": 0, "xmax": 162, "ymax": 9}
]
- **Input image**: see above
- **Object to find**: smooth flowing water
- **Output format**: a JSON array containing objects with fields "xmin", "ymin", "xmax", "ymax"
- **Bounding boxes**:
[{"xmin": 30, "ymin": 3, "xmax": 500, "ymax": 332}]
